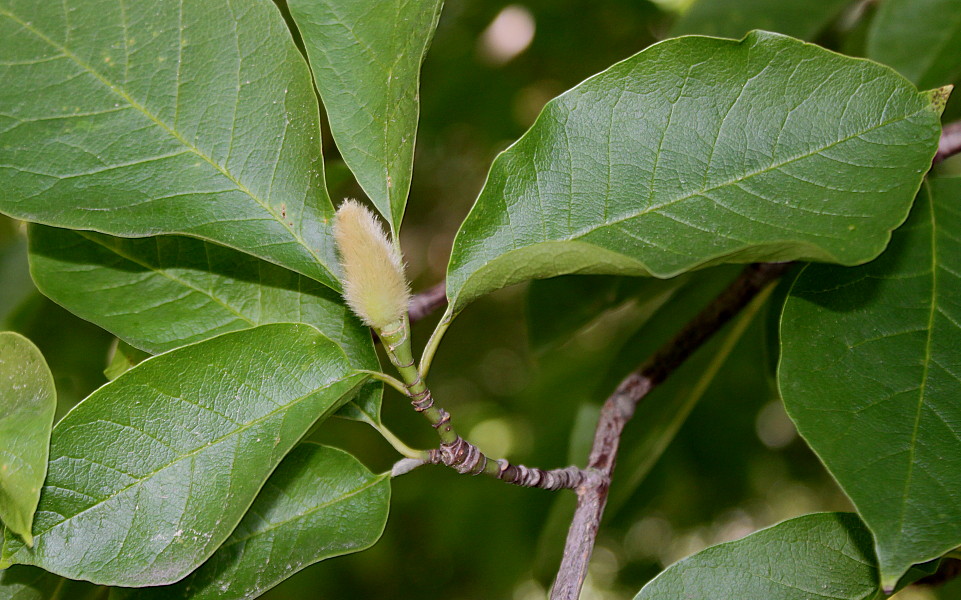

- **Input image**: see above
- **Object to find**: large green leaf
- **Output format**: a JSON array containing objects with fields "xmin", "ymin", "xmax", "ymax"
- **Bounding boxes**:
[
  {"xmin": 27, "ymin": 226, "xmax": 383, "ymax": 422},
  {"xmin": 446, "ymin": 31, "xmax": 943, "ymax": 312},
  {"xmin": 672, "ymin": 0, "xmax": 848, "ymax": 40},
  {"xmin": 635, "ymin": 513, "xmax": 892, "ymax": 599},
  {"xmin": 0, "ymin": 333, "xmax": 55, "ymax": 547},
  {"xmin": 779, "ymin": 177, "xmax": 961, "ymax": 589},
  {"xmin": 287, "ymin": 0, "xmax": 444, "ymax": 233},
  {"xmin": 122, "ymin": 443, "xmax": 389, "ymax": 600},
  {"xmin": 0, "ymin": 565, "xmax": 100, "ymax": 600},
  {"xmin": 0, "ymin": 324, "xmax": 367, "ymax": 586},
  {"xmin": 0, "ymin": 0, "xmax": 338, "ymax": 288},
  {"xmin": 867, "ymin": 0, "xmax": 961, "ymax": 89}
]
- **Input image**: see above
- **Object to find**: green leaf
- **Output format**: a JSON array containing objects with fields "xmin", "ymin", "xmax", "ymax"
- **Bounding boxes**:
[
  {"xmin": 0, "ymin": 332, "xmax": 55, "ymax": 547},
  {"xmin": 446, "ymin": 31, "xmax": 942, "ymax": 312},
  {"xmin": 672, "ymin": 0, "xmax": 848, "ymax": 40},
  {"xmin": 0, "ymin": 324, "xmax": 367, "ymax": 586},
  {"xmin": 526, "ymin": 275, "xmax": 688, "ymax": 353},
  {"xmin": 27, "ymin": 226, "xmax": 383, "ymax": 423},
  {"xmin": 288, "ymin": 0, "xmax": 444, "ymax": 232},
  {"xmin": 867, "ymin": 0, "xmax": 961, "ymax": 89},
  {"xmin": 0, "ymin": 0, "xmax": 339, "ymax": 288},
  {"xmin": 779, "ymin": 177, "xmax": 961, "ymax": 589},
  {"xmin": 634, "ymin": 513, "xmax": 887, "ymax": 599},
  {"xmin": 0, "ymin": 565, "xmax": 100, "ymax": 600},
  {"xmin": 121, "ymin": 443, "xmax": 389, "ymax": 600}
]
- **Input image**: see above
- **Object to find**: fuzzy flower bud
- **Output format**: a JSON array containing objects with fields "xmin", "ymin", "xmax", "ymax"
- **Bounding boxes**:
[{"xmin": 333, "ymin": 200, "xmax": 411, "ymax": 330}]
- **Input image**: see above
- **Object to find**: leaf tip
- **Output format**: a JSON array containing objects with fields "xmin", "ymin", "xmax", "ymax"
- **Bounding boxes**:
[{"xmin": 925, "ymin": 85, "xmax": 953, "ymax": 115}]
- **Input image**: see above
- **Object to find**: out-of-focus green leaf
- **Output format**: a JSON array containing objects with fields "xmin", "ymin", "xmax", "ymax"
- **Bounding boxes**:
[
  {"xmin": 28, "ymin": 226, "xmax": 383, "ymax": 423},
  {"xmin": 672, "ymin": 0, "xmax": 848, "ymax": 40},
  {"xmin": 634, "ymin": 513, "xmax": 885, "ymax": 599},
  {"xmin": 122, "ymin": 443, "xmax": 390, "ymax": 600},
  {"xmin": 0, "ymin": 0, "xmax": 338, "ymax": 288},
  {"xmin": 446, "ymin": 31, "xmax": 942, "ymax": 311},
  {"xmin": 0, "ymin": 324, "xmax": 367, "ymax": 587},
  {"xmin": 0, "ymin": 565, "xmax": 100, "ymax": 599},
  {"xmin": 779, "ymin": 178, "xmax": 961, "ymax": 589},
  {"xmin": 526, "ymin": 275, "xmax": 688, "ymax": 353},
  {"xmin": 288, "ymin": 0, "xmax": 444, "ymax": 232},
  {"xmin": 867, "ymin": 0, "xmax": 961, "ymax": 89},
  {"xmin": 0, "ymin": 333, "xmax": 55, "ymax": 547}
]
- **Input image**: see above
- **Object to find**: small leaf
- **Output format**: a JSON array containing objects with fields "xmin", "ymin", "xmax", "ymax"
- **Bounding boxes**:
[
  {"xmin": 867, "ymin": 0, "xmax": 961, "ymax": 89},
  {"xmin": 780, "ymin": 177, "xmax": 961, "ymax": 588},
  {"xmin": 0, "ymin": 324, "xmax": 367, "ymax": 586},
  {"xmin": 0, "ymin": 0, "xmax": 339, "ymax": 288},
  {"xmin": 122, "ymin": 443, "xmax": 390, "ymax": 600},
  {"xmin": 28, "ymin": 226, "xmax": 383, "ymax": 423},
  {"xmin": 446, "ymin": 31, "xmax": 942, "ymax": 311},
  {"xmin": 0, "ymin": 332, "xmax": 55, "ymax": 547},
  {"xmin": 288, "ymin": 0, "xmax": 444, "ymax": 232},
  {"xmin": 672, "ymin": 0, "xmax": 848, "ymax": 40},
  {"xmin": 635, "ymin": 513, "xmax": 883, "ymax": 600}
]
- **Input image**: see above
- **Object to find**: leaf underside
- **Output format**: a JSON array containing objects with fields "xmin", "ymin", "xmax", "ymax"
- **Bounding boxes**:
[{"xmin": 779, "ymin": 177, "xmax": 961, "ymax": 587}]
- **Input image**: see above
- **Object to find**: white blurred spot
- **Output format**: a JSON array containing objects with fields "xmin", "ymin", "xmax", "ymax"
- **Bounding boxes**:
[
  {"xmin": 478, "ymin": 5, "xmax": 536, "ymax": 66},
  {"xmin": 755, "ymin": 400, "xmax": 797, "ymax": 449}
]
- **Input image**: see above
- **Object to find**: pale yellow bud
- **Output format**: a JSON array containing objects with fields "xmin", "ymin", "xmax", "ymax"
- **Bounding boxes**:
[{"xmin": 333, "ymin": 200, "xmax": 411, "ymax": 330}]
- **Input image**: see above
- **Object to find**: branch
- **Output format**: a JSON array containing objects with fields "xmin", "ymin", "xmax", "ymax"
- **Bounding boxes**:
[
  {"xmin": 935, "ymin": 119, "xmax": 961, "ymax": 164},
  {"xmin": 549, "ymin": 262, "xmax": 792, "ymax": 600},
  {"xmin": 408, "ymin": 281, "xmax": 447, "ymax": 323}
]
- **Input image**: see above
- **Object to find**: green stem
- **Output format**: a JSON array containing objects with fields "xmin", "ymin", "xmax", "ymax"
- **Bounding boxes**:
[
  {"xmin": 356, "ymin": 369, "xmax": 410, "ymax": 397},
  {"xmin": 419, "ymin": 304, "xmax": 456, "ymax": 379},
  {"xmin": 368, "ymin": 419, "xmax": 429, "ymax": 460},
  {"xmin": 378, "ymin": 318, "xmax": 458, "ymax": 445}
]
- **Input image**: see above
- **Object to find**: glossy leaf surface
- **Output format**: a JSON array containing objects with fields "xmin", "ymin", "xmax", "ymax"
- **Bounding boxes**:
[
  {"xmin": 635, "ymin": 513, "xmax": 883, "ymax": 599},
  {"xmin": 124, "ymin": 443, "xmax": 390, "ymax": 600},
  {"xmin": 867, "ymin": 0, "xmax": 961, "ymax": 89},
  {"xmin": 779, "ymin": 178, "xmax": 961, "ymax": 588},
  {"xmin": 446, "ymin": 31, "xmax": 942, "ymax": 311},
  {"xmin": 288, "ymin": 0, "xmax": 444, "ymax": 232},
  {"xmin": 27, "ymin": 226, "xmax": 382, "ymax": 422},
  {"xmin": 0, "ymin": 0, "xmax": 338, "ymax": 288},
  {"xmin": 0, "ymin": 333, "xmax": 55, "ymax": 547},
  {"xmin": 0, "ymin": 324, "xmax": 366, "ymax": 586},
  {"xmin": 672, "ymin": 0, "xmax": 848, "ymax": 40}
]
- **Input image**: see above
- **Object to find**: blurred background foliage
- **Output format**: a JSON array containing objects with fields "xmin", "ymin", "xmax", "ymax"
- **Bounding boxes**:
[{"xmin": 3, "ymin": 0, "xmax": 961, "ymax": 597}]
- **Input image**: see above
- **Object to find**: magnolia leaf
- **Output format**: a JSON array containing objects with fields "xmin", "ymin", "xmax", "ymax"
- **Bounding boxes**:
[
  {"xmin": 0, "ymin": 0, "xmax": 338, "ymax": 288},
  {"xmin": 779, "ymin": 177, "xmax": 961, "ymax": 589},
  {"xmin": 288, "ymin": 0, "xmax": 444, "ymax": 232},
  {"xmin": 122, "ymin": 443, "xmax": 390, "ymax": 600},
  {"xmin": 446, "ymin": 31, "xmax": 942, "ymax": 311},
  {"xmin": 0, "ymin": 333, "xmax": 55, "ymax": 547},
  {"xmin": 636, "ymin": 513, "xmax": 899, "ymax": 600},
  {"xmin": 0, "ymin": 324, "xmax": 367, "ymax": 586}
]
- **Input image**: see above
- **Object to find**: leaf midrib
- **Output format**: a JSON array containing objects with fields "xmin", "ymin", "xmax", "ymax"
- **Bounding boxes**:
[
  {"xmin": 27, "ymin": 372, "xmax": 363, "ymax": 543},
  {"xmin": 567, "ymin": 107, "xmax": 927, "ymax": 243},
  {"xmin": 892, "ymin": 185, "xmax": 939, "ymax": 557},
  {"xmin": 0, "ymin": 6, "xmax": 328, "ymax": 274}
]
